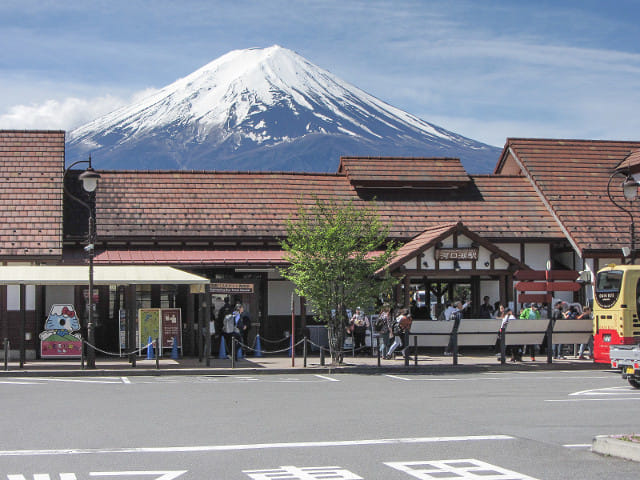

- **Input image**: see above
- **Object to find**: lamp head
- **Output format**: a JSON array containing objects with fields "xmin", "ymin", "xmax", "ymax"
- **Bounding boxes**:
[
  {"xmin": 622, "ymin": 176, "xmax": 638, "ymax": 201},
  {"xmin": 78, "ymin": 167, "xmax": 100, "ymax": 193}
]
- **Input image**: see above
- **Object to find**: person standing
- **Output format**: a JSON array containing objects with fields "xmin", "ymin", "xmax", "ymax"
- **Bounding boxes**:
[
  {"xmin": 444, "ymin": 301, "xmax": 463, "ymax": 356},
  {"xmin": 350, "ymin": 307, "xmax": 370, "ymax": 354},
  {"xmin": 375, "ymin": 304, "xmax": 392, "ymax": 357},
  {"xmin": 385, "ymin": 309, "xmax": 411, "ymax": 359},
  {"xmin": 238, "ymin": 304, "xmax": 251, "ymax": 355},
  {"xmin": 551, "ymin": 301, "xmax": 565, "ymax": 359},
  {"xmin": 479, "ymin": 296, "xmax": 494, "ymax": 318}
]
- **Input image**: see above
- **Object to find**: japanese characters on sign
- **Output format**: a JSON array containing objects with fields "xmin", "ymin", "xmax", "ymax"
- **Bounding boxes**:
[
  {"xmin": 436, "ymin": 248, "xmax": 479, "ymax": 261},
  {"xmin": 210, "ymin": 282, "xmax": 254, "ymax": 294}
]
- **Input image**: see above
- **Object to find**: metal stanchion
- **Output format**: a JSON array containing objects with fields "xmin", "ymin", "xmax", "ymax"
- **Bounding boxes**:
[
  {"xmin": 81, "ymin": 342, "xmax": 85, "ymax": 370},
  {"xmin": 500, "ymin": 328, "xmax": 506, "ymax": 364},
  {"xmin": 231, "ymin": 338, "xmax": 236, "ymax": 369},
  {"xmin": 156, "ymin": 338, "xmax": 160, "ymax": 370},
  {"xmin": 320, "ymin": 346, "xmax": 325, "ymax": 366},
  {"xmin": 3, "ymin": 339, "xmax": 9, "ymax": 371},
  {"xmin": 404, "ymin": 332, "xmax": 409, "ymax": 366},
  {"xmin": 414, "ymin": 335, "xmax": 418, "ymax": 366},
  {"xmin": 377, "ymin": 337, "xmax": 381, "ymax": 367},
  {"xmin": 303, "ymin": 336, "xmax": 308, "ymax": 368}
]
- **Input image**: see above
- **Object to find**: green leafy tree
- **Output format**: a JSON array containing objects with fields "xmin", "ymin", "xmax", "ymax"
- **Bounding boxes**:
[{"xmin": 279, "ymin": 197, "xmax": 399, "ymax": 364}]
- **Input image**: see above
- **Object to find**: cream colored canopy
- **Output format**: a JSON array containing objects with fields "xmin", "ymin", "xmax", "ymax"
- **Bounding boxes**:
[{"xmin": 0, "ymin": 265, "xmax": 210, "ymax": 285}]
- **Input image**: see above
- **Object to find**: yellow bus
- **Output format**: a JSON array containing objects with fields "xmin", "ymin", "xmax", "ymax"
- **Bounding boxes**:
[{"xmin": 593, "ymin": 264, "xmax": 640, "ymax": 363}]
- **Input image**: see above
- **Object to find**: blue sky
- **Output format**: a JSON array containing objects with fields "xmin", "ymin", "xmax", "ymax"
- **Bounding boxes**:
[{"xmin": 1, "ymin": 0, "xmax": 639, "ymax": 147}]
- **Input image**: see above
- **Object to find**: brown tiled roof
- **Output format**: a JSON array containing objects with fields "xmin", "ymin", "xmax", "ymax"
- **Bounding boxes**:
[
  {"xmin": 94, "ymin": 249, "xmax": 287, "ymax": 266},
  {"xmin": 93, "ymin": 166, "xmax": 563, "ymax": 243},
  {"xmin": 0, "ymin": 130, "xmax": 64, "ymax": 258},
  {"xmin": 499, "ymin": 139, "xmax": 640, "ymax": 255},
  {"xmin": 338, "ymin": 156, "xmax": 470, "ymax": 188}
]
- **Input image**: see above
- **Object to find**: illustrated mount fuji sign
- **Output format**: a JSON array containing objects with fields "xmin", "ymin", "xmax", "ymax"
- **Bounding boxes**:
[{"xmin": 66, "ymin": 46, "xmax": 500, "ymax": 173}]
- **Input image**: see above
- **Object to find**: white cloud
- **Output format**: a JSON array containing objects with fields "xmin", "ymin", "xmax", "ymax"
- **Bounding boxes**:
[{"xmin": 0, "ymin": 88, "xmax": 159, "ymax": 131}]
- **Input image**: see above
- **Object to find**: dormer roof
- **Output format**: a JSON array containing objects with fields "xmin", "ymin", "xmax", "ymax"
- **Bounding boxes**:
[{"xmin": 338, "ymin": 156, "xmax": 471, "ymax": 189}]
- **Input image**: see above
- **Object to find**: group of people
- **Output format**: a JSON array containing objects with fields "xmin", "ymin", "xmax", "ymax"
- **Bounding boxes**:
[
  {"xmin": 346, "ymin": 305, "xmax": 413, "ymax": 359},
  {"xmin": 207, "ymin": 297, "xmax": 252, "ymax": 359},
  {"xmin": 490, "ymin": 297, "xmax": 592, "ymax": 362}
]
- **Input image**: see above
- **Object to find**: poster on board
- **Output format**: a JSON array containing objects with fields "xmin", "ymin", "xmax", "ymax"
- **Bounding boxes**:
[
  {"xmin": 161, "ymin": 308, "xmax": 182, "ymax": 349},
  {"xmin": 138, "ymin": 308, "xmax": 161, "ymax": 350}
]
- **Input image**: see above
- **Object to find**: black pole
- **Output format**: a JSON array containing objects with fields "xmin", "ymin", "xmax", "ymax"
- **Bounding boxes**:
[
  {"xmin": 87, "ymin": 213, "xmax": 96, "ymax": 369},
  {"xmin": 4, "ymin": 338, "xmax": 9, "ymax": 371},
  {"xmin": 320, "ymin": 346, "xmax": 325, "ymax": 366},
  {"xmin": 500, "ymin": 328, "xmax": 506, "ymax": 364},
  {"xmin": 404, "ymin": 331, "xmax": 409, "ymax": 366},
  {"xmin": 377, "ymin": 337, "xmax": 381, "ymax": 367},
  {"xmin": 303, "ymin": 336, "xmax": 307, "ymax": 368},
  {"xmin": 231, "ymin": 337, "xmax": 236, "ymax": 369},
  {"xmin": 546, "ymin": 318, "xmax": 554, "ymax": 364},
  {"xmin": 156, "ymin": 338, "xmax": 160, "ymax": 369},
  {"xmin": 414, "ymin": 335, "xmax": 418, "ymax": 366}
]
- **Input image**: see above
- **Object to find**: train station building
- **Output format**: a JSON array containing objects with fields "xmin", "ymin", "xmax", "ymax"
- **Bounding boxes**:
[{"xmin": 1, "ymin": 130, "xmax": 639, "ymax": 360}]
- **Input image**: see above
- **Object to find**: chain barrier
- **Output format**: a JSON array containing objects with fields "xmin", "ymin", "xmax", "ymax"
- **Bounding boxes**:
[
  {"xmin": 83, "ymin": 339, "xmax": 153, "ymax": 357},
  {"xmin": 235, "ymin": 338, "xmax": 305, "ymax": 355},
  {"xmin": 257, "ymin": 335, "xmax": 293, "ymax": 344}
]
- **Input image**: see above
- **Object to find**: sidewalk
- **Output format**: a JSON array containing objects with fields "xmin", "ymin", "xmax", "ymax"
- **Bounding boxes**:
[{"xmin": 0, "ymin": 350, "xmax": 610, "ymax": 377}]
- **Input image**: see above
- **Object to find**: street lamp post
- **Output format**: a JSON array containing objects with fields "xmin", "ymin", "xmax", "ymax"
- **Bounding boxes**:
[
  {"xmin": 63, "ymin": 156, "xmax": 101, "ymax": 369},
  {"xmin": 607, "ymin": 151, "xmax": 640, "ymax": 264}
]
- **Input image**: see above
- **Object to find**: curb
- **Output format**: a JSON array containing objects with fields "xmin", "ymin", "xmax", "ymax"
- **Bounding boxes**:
[
  {"xmin": 0, "ymin": 360, "xmax": 610, "ymax": 378},
  {"xmin": 592, "ymin": 435, "xmax": 640, "ymax": 462}
]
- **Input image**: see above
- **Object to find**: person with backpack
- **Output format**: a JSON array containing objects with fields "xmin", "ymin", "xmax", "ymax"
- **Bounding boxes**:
[
  {"xmin": 385, "ymin": 308, "xmax": 412, "ymax": 359},
  {"xmin": 374, "ymin": 304, "xmax": 392, "ymax": 357},
  {"xmin": 519, "ymin": 303, "xmax": 540, "ymax": 361}
]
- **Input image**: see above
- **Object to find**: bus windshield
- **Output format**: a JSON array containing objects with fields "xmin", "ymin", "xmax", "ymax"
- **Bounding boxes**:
[{"xmin": 596, "ymin": 270, "xmax": 623, "ymax": 293}]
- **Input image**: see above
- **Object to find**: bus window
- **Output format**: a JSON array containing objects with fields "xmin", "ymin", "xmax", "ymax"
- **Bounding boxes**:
[{"xmin": 595, "ymin": 270, "xmax": 623, "ymax": 308}]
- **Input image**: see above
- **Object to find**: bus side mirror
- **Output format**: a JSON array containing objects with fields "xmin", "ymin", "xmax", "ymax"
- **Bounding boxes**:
[{"xmin": 577, "ymin": 270, "xmax": 592, "ymax": 284}]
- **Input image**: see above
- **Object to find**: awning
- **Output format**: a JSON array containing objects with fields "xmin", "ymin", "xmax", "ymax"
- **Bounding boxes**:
[
  {"xmin": 94, "ymin": 249, "xmax": 288, "ymax": 266},
  {"xmin": 0, "ymin": 265, "xmax": 210, "ymax": 285}
]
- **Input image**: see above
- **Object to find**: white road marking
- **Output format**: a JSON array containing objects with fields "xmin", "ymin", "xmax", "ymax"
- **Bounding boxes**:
[
  {"xmin": 0, "ymin": 435, "xmax": 514, "ymax": 457},
  {"xmin": 384, "ymin": 374, "xmax": 411, "ymax": 380},
  {"xmin": 121, "ymin": 377, "xmax": 131, "ymax": 384},
  {"xmin": 563, "ymin": 444, "xmax": 592, "ymax": 448},
  {"xmin": 314, "ymin": 374, "xmax": 339, "ymax": 382},
  {"xmin": 90, "ymin": 471, "xmax": 187, "ymax": 479},
  {"xmin": 0, "ymin": 377, "xmax": 123, "ymax": 385},
  {"xmin": 386, "ymin": 459, "xmax": 540, "ymax": 480},
  {"xmin": 546, "ymin": 397, "xmax": 640, "ymax": 402}
]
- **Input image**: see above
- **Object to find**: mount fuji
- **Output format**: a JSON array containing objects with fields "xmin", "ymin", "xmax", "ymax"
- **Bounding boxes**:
[{"xmin": 66, "ymin": 46, "xmax": 500, "ymax": 173}]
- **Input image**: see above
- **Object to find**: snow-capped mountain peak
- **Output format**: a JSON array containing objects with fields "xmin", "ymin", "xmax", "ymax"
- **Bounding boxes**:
[{"xmin": 67, "ymin": 45, "xmax": 499, "ymax": 172}]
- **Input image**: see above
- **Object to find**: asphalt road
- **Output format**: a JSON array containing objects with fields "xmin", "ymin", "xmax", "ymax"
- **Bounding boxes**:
[{"xmin": 1, "ymin": 369, "xmax": 639, "ymax": 479}]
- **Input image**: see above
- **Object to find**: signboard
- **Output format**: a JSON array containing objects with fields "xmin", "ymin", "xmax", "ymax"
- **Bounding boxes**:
[
  {"xmin": 138, "ymin": 308, "xmax": 161, "ymax": 350},
  {"xmin": 436, "ymin": 248, "xmax": 478, "ymax": 261},
  {"xmin": 210, "ymin": 282, "xmax": 254, "ymax": 294},
  {"xmin": 161, "ymin": 308, "xmax": 182, "ymax": 349},
  {"xmin": 39, "ymin": 304, "xmax": 83, "ymax": 358}
]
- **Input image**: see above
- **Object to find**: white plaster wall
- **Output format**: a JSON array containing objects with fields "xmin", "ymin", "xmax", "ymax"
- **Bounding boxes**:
[
  {"xmin": 403, "ymin": 257, "xmax": 418, "ymax": 270},
  {"xmin": 524, "ymin": 244, "xmax": 550, "ymax": 270},
  {"xmin": 498, "ymin": 243, "xmax": 520, "ymax": 260},
  {"xmin": 480, "ymin": 280, "xmax": 500, "ymax": 304},
  {"xmin": 6, "ymin": 285, "xmax": 36, "ymax": 311},
  {"xmin": 268, "ymin": 280, "xmax": 301, "ymax": 315}
]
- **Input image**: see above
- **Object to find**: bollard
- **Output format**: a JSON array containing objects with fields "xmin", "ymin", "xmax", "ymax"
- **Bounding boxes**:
[
  {"xmin": 404, "ymin": 332, "xmax": 409, "ymax": 366},
  {"xmin": 303, "ymin": 336, "xmax": 307, "ymax": 368},
  {"xmin": 146, "ymin": 336, "xmax": 154, "ymax": 360},
  {"xmin": 377, "ymin": 336, "xmax": 381, "ymax": 367},
  {"xmin": 219, "ymin": 336, "xmax": 227, "ymax": 359},
  {"xmin": 155, "ymin": 338, "xmax": 160, "ymax": 369},
  {"xmin": 500, "ymin": 328, "xmax": 506, "ymax": 364},
  {"xmin": 231, "ymin": 338, "xmax": 236, "ymax": 369},
  {"xmin": 171, "ymin": 337, "xmax": 179, "ymax": 359},
  {"xmin": 414, "ymin": 335, "xmax": 418, "ymax": 366},
  {"xmin": 320, "ymin": 346, "xmax": 325, "ymax": 366},
  {"xmin": 3, "ymin": 338, "xmax": 9, "ymax": 371},
  {"xmin": 81, "ymin": 341, "xmax": 85, "ymax": 370},
  {"xmin": 254, "ymin": 334, "xmax": 263, "ymax": 357}
]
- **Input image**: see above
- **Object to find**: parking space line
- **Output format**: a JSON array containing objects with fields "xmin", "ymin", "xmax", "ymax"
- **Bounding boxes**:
[
  {"xmin": 315, "ymin": 374, "xmax": 339, "ymax": 382},
  {"xmin": 0, "ymin": 435, "xmax": 514, "ymax": 457}
]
